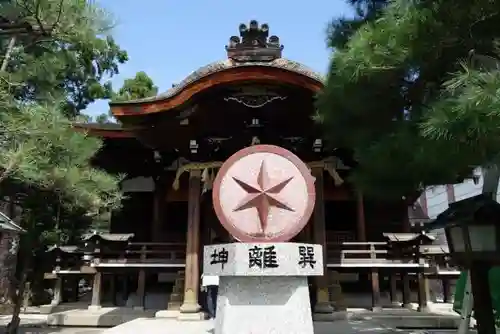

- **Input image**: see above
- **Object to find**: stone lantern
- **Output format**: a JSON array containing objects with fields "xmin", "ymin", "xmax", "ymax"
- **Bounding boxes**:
[
  {"xmin": 427, "ymin": 194, "xmax": 500, "ymax": 334},
  {"xmin": 431, "ymin": 194, "xmax": 500, "ymax": 266}
]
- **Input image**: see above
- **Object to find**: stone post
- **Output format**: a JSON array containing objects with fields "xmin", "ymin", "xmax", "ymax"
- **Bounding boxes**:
[
  {"xmin": 179, "ymin": 169, "xmax": 203, "ymax": 320},
  {"xmin": 311, "ymin": 168, "xmax": 335, "ymax": 319},
  {"xmin": 135, "ymin": 245, "xmax": 147, "ymax": 310},
  {"xmin": 51, "ymin": 277, "xmax": 62, "ymax": 306},
  {"xmin": 89, "ymin": 272, "xmax": 102, "ymax": 310}
]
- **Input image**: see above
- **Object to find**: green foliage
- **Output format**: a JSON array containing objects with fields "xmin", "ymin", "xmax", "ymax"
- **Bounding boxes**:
[
  {"xmin": 318, "ymin": 0, "xmax": 500, "ymax": 199},
  {"xmin": 0, "ymin": 1, "xmax": 126, "ymax": 325},
  {"xmin": 112, "ymin": 71, "xmax": 158, "ymax": 102},
  {"xmin": 328, "ymin": 0, "xmax": 387, "ymax": 50},
  {"xmin": 0, "ymin": 90, "xmax": 123, "ymax": 214},
  {"xmin": 0, "ymin": 0, "xmax": 128, "ymax": 118},
  {"xmin": 422, "ymin": 60, "xmax": 500, "ymax": 163}
]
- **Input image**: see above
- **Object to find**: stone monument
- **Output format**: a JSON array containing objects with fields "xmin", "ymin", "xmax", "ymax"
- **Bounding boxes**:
[{"xmin": 206, "ymin": 144, "xmax": 322, "ymax": 334}]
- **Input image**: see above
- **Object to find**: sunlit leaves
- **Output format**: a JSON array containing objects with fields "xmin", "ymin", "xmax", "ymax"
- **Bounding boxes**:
[
  {"xmin": 1, "ymin": 0, "xmax": 128, "ymax": 117},
  {"xmin": 318, "ymin": 0, "xmax": 500, "ymax": 199}
]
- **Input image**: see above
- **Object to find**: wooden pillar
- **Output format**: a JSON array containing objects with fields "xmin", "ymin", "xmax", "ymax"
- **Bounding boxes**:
[
  {"xmin": 401, "ymin": 272, "xmax": 412, "ymax": 308},
  {"xmin": 152, "ymin": 181, "xmax": 164, "ymax": 242},
  {"xmin": 356, "ymin": 191, "xmax": 366, "ymax": 241},
  {"xmin": 179, "ymin": 170, "xmax": 202, "ymax": 317},
  {"xmin": 51, "ymin": 277, "xmax": 62, "ymax": 306},
  {"xmin": 357, "ymin": 191, "xmax": 381, "ymax": 311},
  {"xmin": 122, "ymin": 275, "xmax": 130, "ymax": 305},
  {"xmin": 89, "ymin": 272, "xmax": 102, "ymax": 310},
  {"xmin": 135, "ymin": 245, "xmax": 147, "ymax": 310},
  {"xmin": 389, "ymin": 274, "xmax": 399, "ymax": 306},
  {"xmin": 72, "ymin": 277, "xmax": 79, "ymax": 302},
  {"xmin": 401, "ymin": 207, "xmax": 412, "ymax": 308},
  {"xmin": 369, "ymin": 243, "xmax": 382, "ymax": 311},
  {"xmin": 312, "ymin": 168, "xmax": 334, "ymax": 317},
  {"xmin": 446, "ymin": 184, "xmax": 456, "ymax": 204},
  {"xmin": 109, "ymin": 273, "xmax": 117, "ymax": 306},
  {"xmin": 417, "ymin": 271, "xmax": 430, "ymax": 312},
  {"xmin": 470, "ymin": 263, "xmax": 496, "ymax": 334},
  {"xmin": 442, "ymin": 279, "xmax": 452, "ymax": 303}
]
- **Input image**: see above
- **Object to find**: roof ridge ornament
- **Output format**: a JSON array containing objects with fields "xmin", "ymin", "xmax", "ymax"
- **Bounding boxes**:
[{"xmin": 226, "ymin": 20, "xmax": 283, "ymax": 62}]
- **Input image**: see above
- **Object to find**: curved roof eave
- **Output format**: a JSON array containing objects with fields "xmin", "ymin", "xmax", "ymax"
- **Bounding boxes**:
[
  {"xmin": 72, "ymin": 123, "xmax": 137, "ymax": 138},
  {"xmin": 109, "ymin": 58, "xmax": 325, "ymax": 117}
]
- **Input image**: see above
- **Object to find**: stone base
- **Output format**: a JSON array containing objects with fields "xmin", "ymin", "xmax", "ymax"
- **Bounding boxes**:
[
  {"xmin": 417, "ymin": 305, "xmax": 431, "ymax": 313},
  {"xmin": 154, "ymin": 310, "xmax": 180, "ymax": 318},
  {"xmin": 313, "ymin": 301, "xmax": 336, "ymax": 322},
  {"xmin": 402, "ymin": 303, "xmax": 413, "ymax": 310},
  {"xmin": 313, "ymin": 311, "xmax": 347, "ymax": 321},
  {"xmin": 87, "ymin": 305, "xmax": 102, "ymax": 311},
  {"xmin": 47, "ymin": 307, "xmax": 156, "ymax": 327},
  {"xmin": 215, "ymin": 276, "xmax": 314, "ymax": 334},
  {"xmin": 177, "ymin": 312, "xmax": 205, "ymax": 321},
  {"xmin": 313, "ymin": 301, "xmax": 334, "ymax": 314},
  {"xmin": 39, "ymin": 304, "xmax": 57, "ymax": 314}
]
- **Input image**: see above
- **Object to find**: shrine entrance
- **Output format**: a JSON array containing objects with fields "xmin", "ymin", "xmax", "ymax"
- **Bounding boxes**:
[
  {"xmin": 65, "ymin": 20, "xmax": 415, "ymax": 320},
  {"xmin": 101, "ymin": 20, "xmax": 361, "ymax": 317}
]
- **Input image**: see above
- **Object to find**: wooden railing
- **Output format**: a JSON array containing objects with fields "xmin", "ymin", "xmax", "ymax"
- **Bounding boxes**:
[
  {"xmin": 419, "ymin": 244, "xmax": 460, "ymax": 276},
  {"xmin": 92, "ymin": 242, "xmax": 186, "ymax": 268},
  {"xmin": 326, "ymin": 241, "xmax": 430, "ymax": 268},
  {"xmin": 93, "ymin": 241, "xmax": 450, "ymax": 269},
  {"xmin": 51, "ymin": 238, "xmax": 459, "ymax": 273}
]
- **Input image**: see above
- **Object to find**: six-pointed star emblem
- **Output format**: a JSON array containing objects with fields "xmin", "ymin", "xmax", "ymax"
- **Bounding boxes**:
[{"xmin": 232, "ymin": 160, "xmax": 294, "ymax": 233}]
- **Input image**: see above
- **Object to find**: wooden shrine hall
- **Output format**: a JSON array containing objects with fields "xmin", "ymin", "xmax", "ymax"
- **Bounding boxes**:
[{"xmin": 46, "ymin": 21, "xmax": 457, "ymax": 319}]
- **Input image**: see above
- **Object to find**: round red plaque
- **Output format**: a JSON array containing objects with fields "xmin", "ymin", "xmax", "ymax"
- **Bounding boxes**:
[{"xmin": 212, "ymin": 144, "xmax": 316, "ymax": 242}]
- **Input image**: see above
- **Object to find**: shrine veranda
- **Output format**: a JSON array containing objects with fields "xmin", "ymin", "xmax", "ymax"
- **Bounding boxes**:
[{"xmin": 43, "ymin": 20, "xmax": 457, "ymax": 318}]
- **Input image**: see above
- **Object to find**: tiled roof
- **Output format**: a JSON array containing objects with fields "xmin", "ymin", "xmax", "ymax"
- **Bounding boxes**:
[
  {"xmin": 81, "ymin": 232, "xmax": 135, "ymax": 242},
  {"xmin": 110, "ymin": 58, "xmax": 324, "ymax": 105}
]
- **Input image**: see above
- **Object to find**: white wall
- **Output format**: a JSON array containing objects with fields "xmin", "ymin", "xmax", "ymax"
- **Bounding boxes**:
[
  {"xmin": 419, "ymin": 168, "xmax": 496, "ymax": 244},
  {"xmin": 421, "ymin": 168, "xmax": 493, "ymax": 219}
]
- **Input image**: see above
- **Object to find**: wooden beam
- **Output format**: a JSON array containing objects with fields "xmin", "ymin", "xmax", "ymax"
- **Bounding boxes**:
[
  {"xmin": 111, "ymin": 66, "xmax": 323, "ymax": 116},
  {"xmin": 165, "ymin": 181, "xmax": 352, "ymax": 202}
]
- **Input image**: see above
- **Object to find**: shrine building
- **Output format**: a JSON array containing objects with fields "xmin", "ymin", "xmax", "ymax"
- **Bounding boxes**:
[{"xmin": 62, "ymin": 21, "xmax": 429, "ymax": 318}]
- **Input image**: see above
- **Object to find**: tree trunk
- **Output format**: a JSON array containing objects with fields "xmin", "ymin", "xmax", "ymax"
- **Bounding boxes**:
[
  {"xmin": 0, "ymin": 36, "xmax": 16, "ymax": 73},
  {"xmin": 6, "ymin": 247, "xmax": 30, "ymax": 334},
  {"xmin": 6, "ymin": 268, "xmax": 27, "ymax": 334},
  {"xmin": 0, "ymin": 232, "xmax": 19, "ymax": 313}
]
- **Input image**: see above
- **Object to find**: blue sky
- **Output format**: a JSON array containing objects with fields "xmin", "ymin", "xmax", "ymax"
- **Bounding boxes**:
[{"xmin": 85, "ymin": 0, "xmax": 353, "ymax": 118}]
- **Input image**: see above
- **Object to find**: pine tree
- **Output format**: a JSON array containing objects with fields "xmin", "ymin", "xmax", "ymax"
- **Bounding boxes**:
[
  {"xmin": 317, "ymin": 0, "xmax": 500, "ymax": 200},
  {"xmin": 0, "ymin": 1, "xmax": 127, "ymax": 332}
]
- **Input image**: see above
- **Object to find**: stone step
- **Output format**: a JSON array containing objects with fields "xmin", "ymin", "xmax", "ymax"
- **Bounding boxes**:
[
  {"xmin": 172, "ymin": 287, "xmax": 184, "ymax": 294},
  {"xmin": 168, "ymin": 293, "xmax": 183, "ymax": 302},
  {"xmin": 168, "ymin": 301, "xmax": 182, "ymax": 310}
]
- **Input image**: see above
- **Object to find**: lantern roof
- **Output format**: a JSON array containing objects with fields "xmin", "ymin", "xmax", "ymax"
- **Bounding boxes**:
[{"xmin": 426, "ymin": 194, "xmax": 500, "ymax": 231}]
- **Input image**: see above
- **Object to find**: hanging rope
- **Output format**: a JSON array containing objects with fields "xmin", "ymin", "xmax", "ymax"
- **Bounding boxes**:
[
  {"xmin": 171, "ymin": 162, "xmax": 223, "ymax": 191},
  {"xmin": 171, "ymin": 157, "xmax": 346, "ymax": 190}
]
